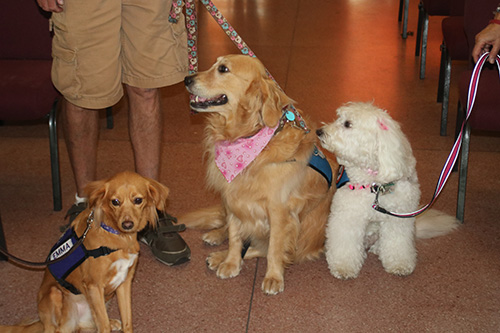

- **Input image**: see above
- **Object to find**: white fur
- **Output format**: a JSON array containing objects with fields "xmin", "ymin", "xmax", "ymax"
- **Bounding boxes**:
[
  {"xmin": 318, "ymin": 102, "xmax": 458, "ymax": 279},
  {"xmin": 109, "ymin": 254, "xmax": 138, "ymax": 290}
]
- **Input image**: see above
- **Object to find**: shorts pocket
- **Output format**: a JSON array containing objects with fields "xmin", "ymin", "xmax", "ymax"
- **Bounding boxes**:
[{"xmin": 51, "ymin": 41, "xmax": 79, "ymax": 98}]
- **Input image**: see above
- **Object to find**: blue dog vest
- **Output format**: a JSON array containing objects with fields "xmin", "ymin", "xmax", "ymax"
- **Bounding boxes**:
[
  {"xmin": 308, "ymin": 146, "xmax": 333, "ymax": 188},
  {"xmin": 47, "ymin": 227, "xmax": 116, "ymax": 295}
]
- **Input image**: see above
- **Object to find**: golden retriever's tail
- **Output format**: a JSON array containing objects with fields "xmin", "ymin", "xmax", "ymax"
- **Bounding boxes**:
[
  {"xmin": 0, "ymin": 320, "xmax": 44, "ymax": 333},
  {"xmin": 178, "ymin": 205, "xmax": 226, "ymax": 229},
  {"xmin": 415, "ymin": 209, "xmax": 459, "ymax": 239}
]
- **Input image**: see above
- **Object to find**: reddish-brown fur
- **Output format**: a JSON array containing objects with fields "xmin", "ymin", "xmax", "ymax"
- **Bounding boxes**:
[
  {"xmin": 182, "ymin": 55, "xmax": 337, "ymax": 295},
  {"xmin": 1, "ymin": 171, "xmax": 169, "ymax": 332}
]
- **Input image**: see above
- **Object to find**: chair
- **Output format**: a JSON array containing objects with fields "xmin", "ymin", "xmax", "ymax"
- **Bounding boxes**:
[
  {"xmin": 0, "ymin": 0, "xmax": 62, "ymax": 211},
  {"xmin": 415, "ymin": 0, "xmax": 452, "ymax": 79},
  {"xmin": 437, "ymin": 0, "xmax": 467, "ymax": 136},
  {"xmin": 455, "ymin": 0, "xmax": 500, "ymax": 222},
  {"xmin": 399, "ymin": 0, "xmax": 411, "ymax": 38}
]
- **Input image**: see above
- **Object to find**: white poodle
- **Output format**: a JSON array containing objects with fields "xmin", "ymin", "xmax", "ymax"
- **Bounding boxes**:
[{"xmin": 317, "ymin": 102, "xmax": 458, "ymax": 279}]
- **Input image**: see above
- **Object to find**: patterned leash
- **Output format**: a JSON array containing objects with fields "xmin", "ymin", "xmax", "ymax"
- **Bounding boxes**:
[
  {"xmin": 169, "ymin": 0, "xmax": 309, "ymax": 133},
  {"xmin": 373, "ymin": 52, "xmax": 500, "ymax": 218}
]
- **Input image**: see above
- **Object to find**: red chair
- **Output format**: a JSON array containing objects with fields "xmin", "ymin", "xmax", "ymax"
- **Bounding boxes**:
[
  {"xmin": 455, "ymin": 0, "xmax": 500, "ymax": 222},
  {"xmin": 0, "ymin": 0, "xmax": 62, "ymax": 211}
]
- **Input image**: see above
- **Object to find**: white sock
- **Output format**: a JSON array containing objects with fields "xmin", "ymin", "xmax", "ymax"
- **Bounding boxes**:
[{"xmin": 75, "ymin": 193, "xmax": 87, "ymax": 205}]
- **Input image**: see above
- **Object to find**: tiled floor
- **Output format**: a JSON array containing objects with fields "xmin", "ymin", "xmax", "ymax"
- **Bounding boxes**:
[{"xmin": 1, "ymin": 0, "xmax": 500, "ymax": 332}]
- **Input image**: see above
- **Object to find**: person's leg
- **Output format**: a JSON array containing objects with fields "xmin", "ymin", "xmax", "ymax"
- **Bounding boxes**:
[
  {"xmin": 126, "ymin": 85, "xmax": 162, "ymax": 181},
  {"xmin": 61, "ymin": 99, "xmax": 99, "ymax": 197}
]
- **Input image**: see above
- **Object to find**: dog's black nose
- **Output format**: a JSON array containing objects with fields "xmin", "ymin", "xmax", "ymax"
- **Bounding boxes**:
[
  {"xmin": 184, "ymin": 75, "xmax": 195, "ymax": 87},
  {"xmin": 122, "ymin": 221, "xmax": 134, "ymax": 230},
  {"xmin": 316, "ymin": 129, "xmax": 324, "ymax": 137}
]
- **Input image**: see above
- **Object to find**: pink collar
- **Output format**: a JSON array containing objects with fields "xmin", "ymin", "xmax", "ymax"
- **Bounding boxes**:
[{"xmin": 215, "ymin": 125, "xmax": 278, "ymax": 183}]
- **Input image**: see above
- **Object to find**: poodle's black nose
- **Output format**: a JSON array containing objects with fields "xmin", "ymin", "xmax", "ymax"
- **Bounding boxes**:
[
  {"xmin": 184, "ymin": 75, "xmax": 195, "ymax": 87},
  {"xmin": 316, "ymin": 128, "xmax": 324, "ymax": 137}
]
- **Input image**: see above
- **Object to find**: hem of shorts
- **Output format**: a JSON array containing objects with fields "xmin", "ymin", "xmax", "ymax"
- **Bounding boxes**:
[
  {"xmin": 63, "ymin": 89, "xmax": 124, "ymax": 110},
  {"xmin": 122, "ymin": 69, "xmax": 189, "ymax": 89}
]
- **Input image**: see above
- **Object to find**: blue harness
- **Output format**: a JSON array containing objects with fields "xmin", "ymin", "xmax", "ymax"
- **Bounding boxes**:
[
  {"xmin": 47, "ymin": 227, "xmax": 116, "ymax": 295},
  {"xmin": 308, "ymin": 146, "xmax": 333, "ymax": 188}
]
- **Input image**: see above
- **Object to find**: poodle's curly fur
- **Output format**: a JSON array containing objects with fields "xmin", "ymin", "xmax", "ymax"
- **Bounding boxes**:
[{"xmin": 317, "ymin": 102, "xmax": 458, "ymax": 279}]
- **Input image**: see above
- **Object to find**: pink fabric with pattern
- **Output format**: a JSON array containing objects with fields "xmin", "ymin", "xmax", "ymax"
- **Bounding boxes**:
[{"xmin": 214, "ymin": 125, "xmax": 278, "ymax": 183}]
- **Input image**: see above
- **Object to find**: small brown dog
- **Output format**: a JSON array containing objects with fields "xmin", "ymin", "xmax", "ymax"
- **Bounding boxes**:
[
  {"xmin": 1, "ymin": 171, "xmax": 169, "ymax": 333},
  {"xmin": 183, "ymin": 54, "xmax": 336, "ymax": 295}
]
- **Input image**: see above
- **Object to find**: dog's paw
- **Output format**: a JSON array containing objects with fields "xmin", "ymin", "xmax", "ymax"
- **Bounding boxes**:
[
  {"xmin": 206, "ymin": 251, "xmax": 227, "ymax": 271},
  {"xmin": 384, "ymin": 262, "xmax": 415, "ymax": 276},
  {"xmin": 109, "ymin": 319, "xmax": 122, "ymax": 331},
  {"xmin": 216, "ymin": 260, "xmax": 242, "ymax": 279},
  {"xmin": 329, "ymin": 265, "xmax": 360, "ymax": 280},
  {"xmin": 202, "ymin": 228, "xmax": 227, "ymax": 246},
  {"xmin": 261, "ymin": 276, "xmax": 284, "ymax": 295}
]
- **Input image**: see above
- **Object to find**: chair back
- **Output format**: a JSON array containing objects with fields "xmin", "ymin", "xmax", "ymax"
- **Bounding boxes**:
[
  {"xmin": 459, "ymin": 0, "xmax": 500, "ymax": 131},
  {"xmin": 0, "ymin": 0, "xmax": 58, "ymax": 121},
  {"xmin": 0, "ymin": 0, "xmax": 53, "ymax": 60}
]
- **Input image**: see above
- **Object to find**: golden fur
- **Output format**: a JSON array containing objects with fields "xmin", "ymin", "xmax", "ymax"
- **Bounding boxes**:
[
  {"xmin": 182, "ymin": 54, "xmax": 336, "ymax": 295},
  {"xmin": 1, "ymin": 171, "xmax": 169, "ymax": 333}
]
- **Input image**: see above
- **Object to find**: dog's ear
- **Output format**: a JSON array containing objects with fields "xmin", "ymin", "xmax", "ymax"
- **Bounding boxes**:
[
  {"xmin": 376, "ymin": 114, "xmax": 415, "ymax": 181},
  {"xmin": 85, "ymin": 179, "xmax": 108, "ymax": 209},
  {"xmin": 147, "ymin": 179, "xmax": 170, "ymax": 213},
  {"xmin": 260, "ymin": 77, "xmax": 293, "ymax": 128}
]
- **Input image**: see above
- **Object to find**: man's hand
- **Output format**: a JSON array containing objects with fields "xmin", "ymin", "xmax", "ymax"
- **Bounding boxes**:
[
  {"xmin": 37, "ymin": 0, "xmax": 64, "ymax": 13},
  {"xmin": 472, "ymin": 21, "xmax": 500, "ymax": 64}
]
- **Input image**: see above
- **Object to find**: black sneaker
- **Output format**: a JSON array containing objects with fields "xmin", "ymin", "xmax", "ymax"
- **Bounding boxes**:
[{"xmin": 139, "ymin": 212, "xmax": 190, "ymax": 266}]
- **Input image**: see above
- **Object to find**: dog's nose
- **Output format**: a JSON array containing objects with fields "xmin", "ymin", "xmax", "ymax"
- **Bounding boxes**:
[
  {"xmin": 122, "ymin": 221, "xmax": 134, "ymax": 230},
  {"xmin": 316, "ymin": 129, "xmax": 324, "ymax": 137},
  {"xmin": 184, "ymin": 75, "xmax": 195, "ymax": 87}
]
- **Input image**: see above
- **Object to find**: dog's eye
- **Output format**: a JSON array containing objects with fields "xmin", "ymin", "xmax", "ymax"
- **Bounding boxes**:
[
  {"xmin": 111, "ymin": 199, "xmax": 120, "ymax": 206},
  {"xmin": 218, "ymin": 65, "xmax": 229, "ymax": 73},
  {"xmin": 343, "ymin": 121, "xmax": 352, "ymax": 128},
  {"xmin": 133, "ymin": 197, "xmax": 143, "ymax": 205}
]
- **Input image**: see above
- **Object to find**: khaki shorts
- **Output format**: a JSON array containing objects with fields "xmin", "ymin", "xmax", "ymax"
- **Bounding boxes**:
[{"xmin": 51, "ymin": 0, "xmax": 188, "ymax": 109}]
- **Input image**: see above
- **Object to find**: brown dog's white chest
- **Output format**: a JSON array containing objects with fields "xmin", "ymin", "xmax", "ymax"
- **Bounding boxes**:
[{"xmin": 107, "ymin": 253, "xmax": 138, "ymax": 290}]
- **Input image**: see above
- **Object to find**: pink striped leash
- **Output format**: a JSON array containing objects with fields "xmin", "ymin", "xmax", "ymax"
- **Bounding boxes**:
[
  {"xmin": 169, "ymin": 0, "xmax": 310, "ymax": 133},
  {"xmin": 373, "ymin": 52, "xmax": 500, "ymax": 218}
]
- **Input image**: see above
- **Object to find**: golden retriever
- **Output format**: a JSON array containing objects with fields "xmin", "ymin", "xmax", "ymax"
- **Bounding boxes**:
[
  {"xmin": 1, "ymin": 171, "xmax": 169, "ymax": 332},
  {"xmin": 182, "ymin": 54, "xmax": 336, "ymax": 295}
]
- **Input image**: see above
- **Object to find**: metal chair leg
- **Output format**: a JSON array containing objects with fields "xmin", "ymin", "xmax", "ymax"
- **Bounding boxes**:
[
  {"xmin": 437, "ymin": 42, "xmax": 446, "ymax": 103},
  {"xmin": 415, "ymin": 2, "xmax": 424, "ymax": 56},
  {"xmin": 420, "ymin": 12, "xmax": 429, "ymax": 79},
  {"xmin": 440, "ymin": 52, "xmax": 452, "ymax": 136},
  {"xmin": 0, "ymin": 213, "xmax": 7, "ymax": 261},
  {"xmin": 401, "ymin": 0, "xmax": 410, "ymax": 39},
  {"xmin": 49, "ymin": 98, "xmax": 62, "ymax": 211},
  {"xmin": 106, "ymin": 106, "xmax": 114, "ymax": 129}
]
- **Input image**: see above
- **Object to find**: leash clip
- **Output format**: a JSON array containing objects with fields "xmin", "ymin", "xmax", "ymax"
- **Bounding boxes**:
[{"xmin": 81, "ymin": 210, "xmax": 94, "ymax": 241}]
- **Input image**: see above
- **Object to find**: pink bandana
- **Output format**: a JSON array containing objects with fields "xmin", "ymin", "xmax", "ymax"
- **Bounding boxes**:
[{"xmin": 215, "ymin": 125, "xmax": 278, "ymax": 182}]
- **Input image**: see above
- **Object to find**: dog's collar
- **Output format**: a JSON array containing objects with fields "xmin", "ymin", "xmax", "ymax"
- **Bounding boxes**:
[
  {"xmin": 100, "ymin": 222, "xmax": 120, "ymax": 235},
  {"xmin": 346, "ymin": 182, "xmax": 395, "ymax": 194},
  {"xmin": 336, "ymin": 166, "xmax": 395, "ymax": 193},
  {"xmin": 275, "ymin": 105, "xmax": 310, "ymax": 134}
]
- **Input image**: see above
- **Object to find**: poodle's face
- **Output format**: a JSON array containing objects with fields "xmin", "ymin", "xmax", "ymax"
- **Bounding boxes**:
[{"xmin": 317, "ymin": 102, "xmax": 415, "ymax": 182}]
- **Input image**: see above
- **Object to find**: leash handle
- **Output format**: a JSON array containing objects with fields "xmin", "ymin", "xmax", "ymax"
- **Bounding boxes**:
[{"xmin": 373, "ymin": 52, "xmax": 500, "ymax": 218}]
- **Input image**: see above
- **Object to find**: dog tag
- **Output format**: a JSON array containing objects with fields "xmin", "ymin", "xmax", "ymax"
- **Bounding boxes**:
[{"xmin": 285, "ymin": 111, "xmax": 295, "ymax": 122}]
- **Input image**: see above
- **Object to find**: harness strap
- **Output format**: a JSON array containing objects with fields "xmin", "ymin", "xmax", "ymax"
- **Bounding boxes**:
[
  {"xmin": 308, "ymin": 146, "xmax": 333, "ymax": 188},
  {"xmin": 47, "ymin": 228, "xmax": 117, "ymax": 295}
]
